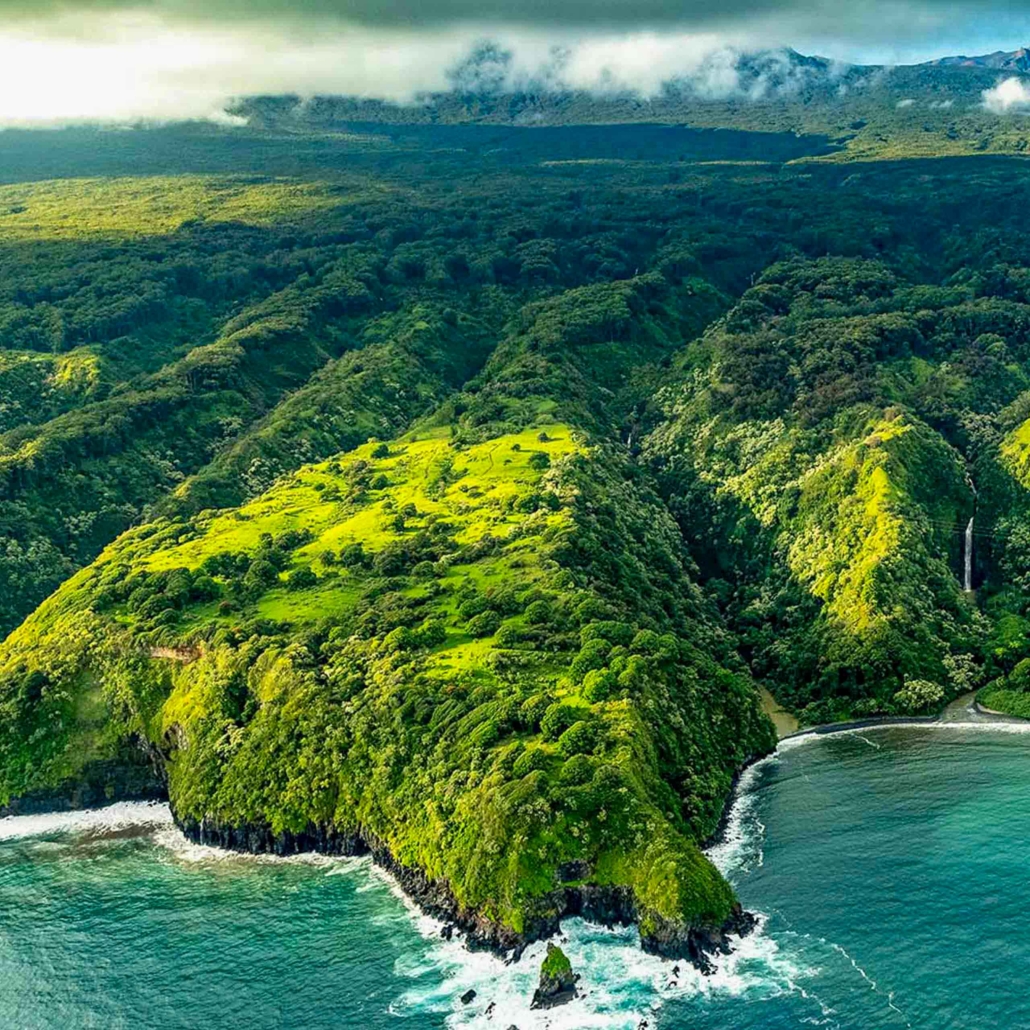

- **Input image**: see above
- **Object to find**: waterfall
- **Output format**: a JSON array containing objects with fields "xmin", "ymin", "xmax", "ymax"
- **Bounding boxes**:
[
  {"xmin": 964, "ymin": 517, "xmax": 974, "ymax": 593},
  {"xmin": 964, "ymin": 472, "xmax": 977, "ymax": 593}
]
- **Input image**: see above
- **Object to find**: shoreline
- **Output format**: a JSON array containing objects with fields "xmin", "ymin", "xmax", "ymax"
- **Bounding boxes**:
[
  {"xmin": 704, "ymin": 689, "xmax": 1030, "ymax": 858},
  {"xmin": 172, "ymin": 812, "xmax": 751, "ymax": 972},
  {"xmin": 760, "ymin": 688, "xmax": 1030, "ymax": 745},
  {"xmin": 6, "ymin": 696, "xmax": 1026, "ymax": 976}
]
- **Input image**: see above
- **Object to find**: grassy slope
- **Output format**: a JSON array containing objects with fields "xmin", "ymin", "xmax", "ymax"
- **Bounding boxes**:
[
  {"xmin": 13, "ymin": 128, "xmax": 1030, "ymax": 935},
  {"xmin": 644, "ymin": 258, "xmax": 1004, "ymax": 721},
  {"xmin": 0, "ymin": 268, "xmax": 775, "ymax": 947},
  {"xmin": 0, "ymin": 424, "xmax": 772, "ymax": 941}
]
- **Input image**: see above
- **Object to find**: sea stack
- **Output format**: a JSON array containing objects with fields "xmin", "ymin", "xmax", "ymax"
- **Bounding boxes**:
[{"xmin": 530, "ymin": 943, "xmax": 579, "ymax": 1009}]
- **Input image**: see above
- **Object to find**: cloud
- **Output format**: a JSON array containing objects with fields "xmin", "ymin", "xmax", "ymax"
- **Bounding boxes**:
[
  {"xmin": 0, "ymin": 17, "xmax": 480, "ymax": 124},
  {"xmin": 0, "ymin": 13, "xmax": 846, "ymax": 125},
  {"xmin": 0, "ymin": 0, "xmax": 998, "ymax": 37},
  {"xmin": 0, "ymin": 0, "xmax": 1024, "ymax": 125},
  {"xmin": 983, "ymin": 76, "xmax": 1030, "ymax": 114}
]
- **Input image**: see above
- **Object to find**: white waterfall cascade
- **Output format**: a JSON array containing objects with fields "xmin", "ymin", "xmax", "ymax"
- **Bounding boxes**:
[
  {"xmin": 964, "ymin": 516, "xmax": 974, "ymax": 593},
  {"xmin": 964, "ymin": 473, "xmax": 977, "ymax": 593}
]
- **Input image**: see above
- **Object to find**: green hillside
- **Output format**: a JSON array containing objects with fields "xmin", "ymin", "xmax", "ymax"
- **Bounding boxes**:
[{"xmin": 8, "ymin": 117, "xmax": 1030, "ymax": 954}]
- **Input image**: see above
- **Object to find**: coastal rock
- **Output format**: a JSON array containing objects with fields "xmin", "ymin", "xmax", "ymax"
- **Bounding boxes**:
[
  {"xmin": 530, "ymin": 943, "xmax": 579, "ymax": 1009},
  {"xmin": 0, "ymin": 736, "xmax": 166, "ymax": 819},
  {"xmin": 640, "ymin": 903, "xmax": 758, "ymax": 974},
  {"xmin": 460, "ymin": 989, "xmax": 476, "ymax": 1005},
  {"xmin": 173, "ymin": 812, "xmax": 755, "ymax": 975}
]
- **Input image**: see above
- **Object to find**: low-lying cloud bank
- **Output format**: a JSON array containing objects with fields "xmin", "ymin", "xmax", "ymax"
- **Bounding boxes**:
[
  {"xmin": 0, "ymin": 18, "xmax": 841, "ymax": 125},
  {"xmin": 0, "ymin": 5, "xmax": 1025, "ymax": 127},
  {"xmin": 983, "ymin": 77, "xmax": 1030, "ymax": 114}
]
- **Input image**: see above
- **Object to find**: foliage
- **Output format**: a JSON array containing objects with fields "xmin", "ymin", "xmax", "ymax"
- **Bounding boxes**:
[{"xmin": 10, "ymin": 120, "xmax": 1030, "ymax": 942}]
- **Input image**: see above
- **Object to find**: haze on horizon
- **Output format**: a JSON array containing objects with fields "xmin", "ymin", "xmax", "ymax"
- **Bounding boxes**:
[{"xmin": 0, "ymin": 0, "xmax": 1028, "ymax": 125}]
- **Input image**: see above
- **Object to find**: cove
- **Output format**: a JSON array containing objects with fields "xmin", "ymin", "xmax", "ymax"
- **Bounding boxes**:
[{"xmin": 3, "ymin": 726, "xmax": 1030, "ymax": 1028}]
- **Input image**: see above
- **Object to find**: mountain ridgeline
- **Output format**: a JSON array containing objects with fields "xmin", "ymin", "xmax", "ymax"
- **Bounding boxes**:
[{"xmin": 4, "ymin": 122, "xmax": 1030, "ymax": 959}]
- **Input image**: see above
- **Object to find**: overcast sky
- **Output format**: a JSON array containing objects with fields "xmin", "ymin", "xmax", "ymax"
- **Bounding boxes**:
[{"xmin": 0, "ymin": 0, "xmax": 1027, "ymax": 123}]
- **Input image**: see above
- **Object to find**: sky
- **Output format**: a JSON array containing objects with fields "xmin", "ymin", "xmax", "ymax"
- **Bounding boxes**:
[{"xmin": 0, "ymin": 0, "xmax": 1028, "ymax": 124}]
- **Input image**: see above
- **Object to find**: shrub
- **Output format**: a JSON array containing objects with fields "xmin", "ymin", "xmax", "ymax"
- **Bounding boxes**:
[
  {"xmin": 466, "ymin": 610, "xmax": 502, "ymax": 638},
  {"xmin": 339, "ymin": 543, "xmax": 369, "ymax": 569},
  {"xmin": 416, "ymin": 619, "xmax": 447, "ymax": 648},
  {"xmin": 582, "ymin": 668, "xmax": 618, "ymax": 702},
  {"xmin": 559, "ymin": 753, "xmax": 596, "ymax": 786},
  {"xmin": 519, "ymin": 693, "xmax": 553, "ymax": 730},
  {"xmin": 244, "ymin": 559, "xmax": 279, "ymax": 593},
  {"xmin": 286, "ymin": 567, "xmax": 317, "ymax": 591},
  {"xmin": 512, "ymin": 745, "xmax": 552, "ymax": 778},
  {"xmin": 631, "ymin": 629, "xmax": 662, "ymax": 654},
  {"xmin": 570, "ymin": 638, "xmax": 611, "ymax": 680},
  {"xmin": 540, "ymin": 703, "xmax": 582, "ymax": 741},
  {"xmin": 893, "ymin": 679, "xmax": 945, "ymax": 713},
  {"xmin": 496, "ymin": 624, "xmax": 525, "ymax": 648},
  {"xmin": 373, "ymin": 544, "xmax": 409, "ymax": 577},
  {"xmin": 557, "ymin": 719, "xmax": 598, "ymax": 758},
  {"xmin": 1009, "ymin": 658, "xmax": 1030, "ymax": 691},
  {"xmin": 383, "ymin": 626, "xmax": 416, "ymax": 652},
  {"xmin": 581, "ymin": 621, "xmax": 635, "ymax": 647},
  {"xmin": 458, "ymin": 595, "xmax": 489, "ymax": 620},
  {"xmin": 485, "ymin": 584, "xmax": 520, "ymax": 614}
]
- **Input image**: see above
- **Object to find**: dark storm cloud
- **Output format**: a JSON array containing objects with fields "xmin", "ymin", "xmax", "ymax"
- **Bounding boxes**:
[{"xmin": 0, "ymin": 0, "xmax": 1020, "ymax": 38}]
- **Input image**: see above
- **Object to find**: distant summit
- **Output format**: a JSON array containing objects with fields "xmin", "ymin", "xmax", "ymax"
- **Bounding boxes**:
[{"xmin": 924, "ymin": 47, "xmax": 1030, "ymax": 73}]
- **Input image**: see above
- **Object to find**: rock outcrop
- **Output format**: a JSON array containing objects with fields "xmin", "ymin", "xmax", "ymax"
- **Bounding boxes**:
[
  {"xmin": 530, "ymin": 944, "xmax": 579, "ymax": 1009},
  {"xmin": 640, "ymin": 903, "xmax": 758, "ymax": 974}
]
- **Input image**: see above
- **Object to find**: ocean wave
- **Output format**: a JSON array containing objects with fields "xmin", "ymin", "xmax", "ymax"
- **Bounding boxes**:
[
  {"xmin": 150, "ymin": 825, "xmax": 363, "ymax": 871},
  {"xmin": 393, "ymin": 914, "xmax": 809, "ymax": 1029},
  {"xmin": 706, "ymin": 754, "xmax": 778, "ymax": 879},
  {"xmin": 779, "ymin": 719, "xmax": 1030, "ymax": 747},
  {"xmin": 0, "ymin": 801, "xmax": 173, "ymax": 842}
]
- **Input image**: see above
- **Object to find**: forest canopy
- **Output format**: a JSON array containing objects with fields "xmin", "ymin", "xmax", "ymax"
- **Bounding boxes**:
[{"xmin": 4, "ymin": 119, "xmax": 1030, "ymax": 954}]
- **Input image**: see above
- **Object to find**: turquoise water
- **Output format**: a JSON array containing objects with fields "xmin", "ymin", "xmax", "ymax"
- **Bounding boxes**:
[{"xmin": 3, "ymin": 725, "xmax": 1030, "ymax": 1028}]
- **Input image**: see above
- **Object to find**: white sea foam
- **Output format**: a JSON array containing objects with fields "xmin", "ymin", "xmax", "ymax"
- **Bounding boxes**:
[
  {"xmin": 385, "ymin": 732, "xmax": 827, "ymax": 1026},
  {"xmin": 391, "ymin": 913, "xmax": 810, "ymax": 1029},
  {"xmin": 150, "ymin": 824, "xmax": 361, "ymax": 872},
  {"xmin": 0, "ymin": 800, "xmax": 173, "ymax": 841},
  {"xmin": 12, "ymin": 717, "xmax": 1014, "ymax": 1025},
  {"xmin": 706, "ymin": 753, "xmax": 778, "ymax": 878},
  {"xmin": 788, "ymin": 717, "xmax": 1030, "ymax": 741}
]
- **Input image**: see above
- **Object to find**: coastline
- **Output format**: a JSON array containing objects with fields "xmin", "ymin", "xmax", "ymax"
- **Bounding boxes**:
[
  {"xmin": 173, "ymin": 813, "xmax": 750, "ymax": 971},
  {"xmin": 760, "ymin": 688, "xmax": 1029, "ymax": 745},
  {"xmin": 8, "ymin": 691, "xmax": 1025, "ymax": 978},
  {"xmin": 705, "ymin": 688, "xmax": 1030, "ymax": 858}
]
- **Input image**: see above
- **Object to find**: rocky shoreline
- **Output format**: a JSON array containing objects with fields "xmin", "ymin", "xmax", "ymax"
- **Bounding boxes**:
[
  {"xmin": 175, "ymin": 813, "xmax": 754, "ymax": 971},
  {"xmin": 1, "ymin": 740, "xmax": 761, "ymax": 975},
  {"xmin": 0, "ymin": 751, "xmax": 165, "ymax": 820}
]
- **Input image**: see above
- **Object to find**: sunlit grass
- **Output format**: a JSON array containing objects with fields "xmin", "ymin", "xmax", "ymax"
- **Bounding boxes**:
[{"xmin": 0, "ymin": 176, "xmax": 357, "ymax": 239}]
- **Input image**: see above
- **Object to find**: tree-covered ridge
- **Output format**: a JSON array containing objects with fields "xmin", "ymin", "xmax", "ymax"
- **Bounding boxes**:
[
  {"xmin": 236, "ymin": 48, "xmax": 1030, "ymax": 164},
  {"xmin": 0, "ymin": 153, "xmax": 763, "ymax": 637},
  {"xmin": 0, "ymin": 423, "xmax": 772, "ymax": 947},
  {"xmin": 12, "ymin": 126, "xmax": 1030, "ymax": 946},
  {"xmin": 644, "ymin": 256, "xmax": 1030, "ymax": 722}
]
